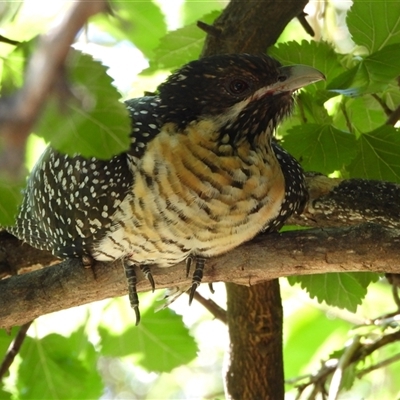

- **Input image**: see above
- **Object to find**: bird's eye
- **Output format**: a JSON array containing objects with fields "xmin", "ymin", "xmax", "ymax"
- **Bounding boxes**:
[
  {"xmin": 228, "ymin": 79, "xmax": 250, "ymax": 95},
  {"xmin": 277, "ymin": 75, "xmax": 287, "ymax": 82}
]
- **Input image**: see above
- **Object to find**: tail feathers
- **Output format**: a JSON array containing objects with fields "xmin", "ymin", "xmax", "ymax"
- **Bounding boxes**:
[{"xmin": 7, "ymin": 220, "xmax": 52, "ymax": 252}]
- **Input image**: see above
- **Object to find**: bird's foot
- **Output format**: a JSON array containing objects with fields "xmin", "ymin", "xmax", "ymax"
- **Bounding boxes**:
[
  {"xmin": 123, "ymin": 261, "xmax": 140, "ymax": 325},
  {"xmin": 188, "ymin": 256, "xmax": 206, "ymax": 305},
  {"xmin": 140, "ymin": 265, "xmax": 155, "ymax": 292}
]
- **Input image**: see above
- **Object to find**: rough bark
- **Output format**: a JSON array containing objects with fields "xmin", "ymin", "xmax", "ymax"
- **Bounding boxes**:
[
  {"xmin": 225, "ymin": 281, "xmax": 284, "ymax": 400},
  {"xmin": 2, "ymin": 222, "xmax": 399, "ymax": 329}
]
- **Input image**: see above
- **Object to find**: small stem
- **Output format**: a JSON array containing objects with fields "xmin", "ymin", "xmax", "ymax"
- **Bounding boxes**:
[
  {"xmin": 371, "ymin": 94, "xmax": 392, "ymax": 117},
  {"xmin": 357, "ymin": 352, "xmax": 400, "ymax": 378},
  {"xmin": 297, "ymin": 12, "xmax": 315, "ymax": 37},
  {"xmin": 386, "ymin": 104, "xmax": 400, "ymax": 126},
  {"xmin": 191, "ymin": 291, "xmax": 227, "ymax": 324},
  {"xmin": 0, "ymin": 321, "xmax": 33, "ymax": 381}
]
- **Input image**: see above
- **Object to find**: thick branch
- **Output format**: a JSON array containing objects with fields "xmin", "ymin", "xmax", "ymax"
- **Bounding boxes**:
[
  {"xmin": 1, "ymin": 223, "xmax": 399, "ymax": 328},
  {"xmin": 201, "ymin": 0, "xmax": 308, "ymax": 55}
]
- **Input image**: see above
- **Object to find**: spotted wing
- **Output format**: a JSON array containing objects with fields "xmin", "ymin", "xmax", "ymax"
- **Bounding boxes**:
[{"xmin": 8, "ymin": 96, "xmax": 163, "ymax": 258}]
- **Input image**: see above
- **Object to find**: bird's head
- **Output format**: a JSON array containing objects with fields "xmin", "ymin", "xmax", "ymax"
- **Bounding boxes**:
[{"xmin": 158, "ymin": 54, "xmax": 324, "ymax": 146}]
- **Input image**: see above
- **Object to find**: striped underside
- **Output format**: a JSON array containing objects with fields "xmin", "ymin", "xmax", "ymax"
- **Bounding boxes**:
[{"xmin": 93, "ymin": 120, "xmax": 285, "ymax": 266}]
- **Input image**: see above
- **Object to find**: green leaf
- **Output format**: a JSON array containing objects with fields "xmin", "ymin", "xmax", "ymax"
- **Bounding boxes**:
[
  {"xmin": 181, "ymin": 0, "xmax": 225, "ymax": 25},
  {"xmin": 99, "ymin": 307, "xmax": 197, "ymax": 373},
  {"xmin": 144, "ymin": 11, "xmax": 220, "ymax": 73},
  {"xmin": 333, "ymin": 96, "xmax": 387, "ymax": 134},
  {"xmin": 349, "ymin": 125, "xmax": 400, "ymax": 182},
  {"xmin": 0, "ymin": 180, "xmax": 22, "ymax": 226},
  {"xmin": 347, "ymin": 0, "xmax": 400, "ymax": 53},
  {"xmin": 92, "ymin": 1, "xmax": 167, "ymax": 58},
  {"xmin": 284, "ymin": 306, "xmax": 350, "ymax": 380},
  {"xmin": 269, "ymin": 40, "xmax": 345, "ymax": 87},
  {"xmin": 0, "ymin": 389, "xmax": 12, "ymax": 400},
  {"xmin": 328, "ymin": 44, "xmax": 400, "ymax": 96},
  {"xmin": 283, "ymin": 124, "xmax": 357, "ymax": 174},
  {"xmin": 17, "ymin": 332, "xmax": 102, "ymax": 400},
  {"xmin": 37, "ymin": 49, "xmax": 130, "ymax": 159},
  {"xmin": 288, "ymin": 272, "xmax": 375, "ymax": 312}
]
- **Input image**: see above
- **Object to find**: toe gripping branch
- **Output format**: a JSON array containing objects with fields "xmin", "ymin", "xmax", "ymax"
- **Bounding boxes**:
[
  {"xmin": 123, "ymin": 262, "xmax": 156, "ymax": 325},
  {"xmin": 123, "ymin": 261, "xmax": 141, "ymax": 325},
  {"xmin": 186, "ymin": 256, "xmax": 206, "ymax": 305}
]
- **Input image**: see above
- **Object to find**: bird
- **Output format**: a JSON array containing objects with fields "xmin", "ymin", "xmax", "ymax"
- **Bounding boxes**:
[{"xmin": 8, "ymin": 54, "xmax": 324, "ymax": 324}]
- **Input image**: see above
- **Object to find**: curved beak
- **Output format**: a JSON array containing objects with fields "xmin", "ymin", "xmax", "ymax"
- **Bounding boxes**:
[{"xmin": 272, "ymin": 65, "xmax": 325, "ymax": 93}]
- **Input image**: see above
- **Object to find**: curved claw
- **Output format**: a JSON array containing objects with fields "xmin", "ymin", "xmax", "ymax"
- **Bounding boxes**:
[
  {"xmin": 189, "ymin": 283, "xmax": 199, "ymax": 305},
  {"xmin": 185, "ymin": 257, "xmax": 192, "ymax": 278},
  {"xmin": 140, "ymin": 265, "xmax": 155, "ymax": 292},
  {"xmin": 208, "ymin": 282, "xmax": 215, "ymax": 294},
  {"xmin": 133, "ymin": 306, "xmax": 141, "ymax": 326}
]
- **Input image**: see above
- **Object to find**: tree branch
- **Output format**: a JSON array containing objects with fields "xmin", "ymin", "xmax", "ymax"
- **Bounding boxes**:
[
  {"xmin": 0, "ymin": 0, "xmax": 107, "ymax": 178},
  {"xmin": 1, "ymin": 222, "xmax": 399, "ymax": 329}
]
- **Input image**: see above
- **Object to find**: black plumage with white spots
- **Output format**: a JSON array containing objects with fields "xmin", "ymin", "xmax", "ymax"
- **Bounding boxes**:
[{"xmin": 8, "ymin": 54, "xmax": 324, "ymax": 322}]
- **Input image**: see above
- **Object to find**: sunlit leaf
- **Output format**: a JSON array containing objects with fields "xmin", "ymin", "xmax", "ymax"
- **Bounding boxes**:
[
  {"xmin": 17, "ymin": 332, "xmax": 102, "ymax": 400},
  {"xmin": 99, "ymin": 307, "xmax": 197, "ymax": 373},
  {"xmin": 348, "ymin": 0, "xmax": 400, "ymax": 53},
  {"xmin": 269, "ymin": 40, "xmax": 344, "ymax": 89},
  {"xmin": 328, "ymin": 44, "xmax": 400, "ymax": 96},
  {"xmin": 333, "ymin": 96, "xmax": 387, "ymax": 133},
  {"xmin": 288, "ymin": 272, "xmax": 378, "ymax": 312},
  {"xmin": 144, "ymin": 11, "xmax": 220, "ymax": 73},
  {"xmin": 92, "ymin": 1, "xmax": 167, "ymax": 58},
  {"xmin": 37, "ymin": 49, "xmax": 130, "ymax": 159},
  {"xmin": 283, "ymin": 124, "xmax": 357, "ymax": 174},
  {"xmin": 349, "ymin": 125, "xmax": 400, "ymax": 182}
]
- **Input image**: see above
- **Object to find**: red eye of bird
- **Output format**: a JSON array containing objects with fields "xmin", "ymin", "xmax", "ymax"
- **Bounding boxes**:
[{"xmin": 229, "ymin": 79, "xmax": 249, "ymax": 94}]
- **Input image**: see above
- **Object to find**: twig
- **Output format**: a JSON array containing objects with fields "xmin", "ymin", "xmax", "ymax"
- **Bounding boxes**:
[
  {"xmin": 297, "ymin": 12, "xmax": 315, "ymax": 37},
  {"xmin": 340, "ymin": 102, "xmax": 353, "ymax": 134},
  {"xmin": 371, "ymin": 93, "xmax": 392, "ymax": 117},
  {"xmin": 328, "ymin": 336, "xmax": 360, "ymax": 400},
  {"xmin": 358, "ymin": 352, "xmax": 400, "ymax": 378},
  {"xmin": 0, "ymin": 0, "xmax": 108, "ymax": 178},
  {"xmin": 386, "ymin": 104, "xmax": 400, "ymax": 126},
  {"xmin": 0, "ymin": 321, "xmax": 33, "ymax": 381},
  {"xmin": 191, "ymin": 291, "xmax": 227, "ymax": 324},
  {"xmin": 0, "ymin": 35, "xmax": 20, "ymax": 46},
  {"xmin": 197, "ymin": 21, "xmax": 222, "ymax": 37}
]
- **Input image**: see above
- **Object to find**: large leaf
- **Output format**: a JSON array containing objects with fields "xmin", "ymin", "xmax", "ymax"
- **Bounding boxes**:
[
  {"xmin": 328, "ymin": 44, "xmax": 400, "ymax": 96},
  {"xmin": 333, "ymin": 96, "xmax": 387, "ymax": 134},
  {"xmin": 269, "ymin": 40, "xmax": 345, "ymax": 89},
  {"xmin": 348, "ymin": 0, "xmax": 400, "ymax": 53},
  {"xmin": 283, "ymin": 124, "xmax": 357, "ymax": 174},
  {"xmin": 99, "ymin": 307, "xmax": 197, "ymax": 373},
  {"xmin": 37, "ymin": 49, "xmax": 131, "ymax": 159},
  {"xmin": 92, "ymin": 1, "xmax": 167, "ymax": 58},
  {"xmin": 144, "ymin": 11, "xmax": 221, "ymax": 74},
  {"xmin": 349, "ymin": 125, "xmax": 400, "ymax": 182},
  {"xmin": 288, "ymin": 272, "xmax": 379, "ymax": 312},
  {"xmin": 17, "ymin": 331, "xmax": 102, "ymax": 399}
]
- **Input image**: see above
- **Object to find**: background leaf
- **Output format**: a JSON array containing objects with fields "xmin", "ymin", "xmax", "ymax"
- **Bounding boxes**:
[
  {"xmin": 17, "ymin": 330, "xmax": 102, "ymax": 400},
  {"xmin": 349, "ymin": 125, "xmax": 400, "ymax": 182},
  {"xmin": 347, "ymin": 0, "xmax": 400, "ymax": 52},
  {"xmin": 99, "ymin": 307, "xmax": 198, "ymax": 373},
  {"xmin": 37, "ymin": 49, "xmax": 131, "ymax": 159},
  {"xmin": 287, "ymin": 272, "xmax": 379, "ymax": 312},
  {"xmin": 144, "ymin": 11, "xmax": 220, "ymax": 73},
  {"xmin": 283, "ymin": 124, "xmax": 357, "ymax": 174}
]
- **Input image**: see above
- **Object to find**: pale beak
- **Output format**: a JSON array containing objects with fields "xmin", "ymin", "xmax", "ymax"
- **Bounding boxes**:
[{"xmin": 272, "ymin": 64, "xmax": 325, "ymax": 93}]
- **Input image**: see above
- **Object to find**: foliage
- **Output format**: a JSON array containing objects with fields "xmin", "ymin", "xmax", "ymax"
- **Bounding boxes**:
[{"xmin": 0, "ymin": 0, "xmax": 399, "ymax": 398}]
